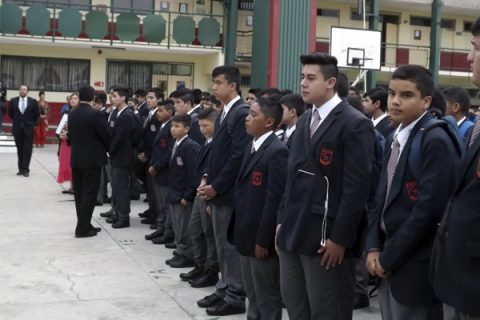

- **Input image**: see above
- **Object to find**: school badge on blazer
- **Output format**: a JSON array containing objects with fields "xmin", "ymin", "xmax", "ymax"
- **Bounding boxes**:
[
  {"xmin": 405, "ymin": 180, "xmax": 419, "ymax": 201},
  {"xmin": 319, "ymin": 148, "xmax": 333, "ymax": 166},
  {"xmin": 160, "ymin": 138, "xmax": 167, "ymax": 148},
  {"xmin": 252, "ymin": 171, "xmax": 263, "ymax": 186}
]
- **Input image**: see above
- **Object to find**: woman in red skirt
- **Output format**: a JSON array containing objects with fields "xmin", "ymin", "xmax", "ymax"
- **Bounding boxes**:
[{"xmin": 34, "ymin": 91, "xmax": 49, "ymax": 147}]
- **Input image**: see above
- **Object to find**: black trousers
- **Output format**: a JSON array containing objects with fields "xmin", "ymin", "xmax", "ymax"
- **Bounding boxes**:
[
  {"xmin": 72, "ymin": 167, "xmax": 101, "ymax": 235},
  {"xmin": 14, "ymin": 130, "xmax": 34, "ymax": 173}
]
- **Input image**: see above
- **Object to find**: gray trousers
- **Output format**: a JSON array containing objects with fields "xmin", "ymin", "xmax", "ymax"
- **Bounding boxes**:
[
  {"xmin": 96, "ymin": 167, "xmax": 105, "ymax": 204},
  {"xmin": 240, "ymin": 255, "xmax": 282, "ymax": 320},
  {"xmin": 355, "ymin": 252, "xmax": 369, "ymax": 296},
  {"xmin": 111, "ymin": 167, "xmax": 131, "ymax": 222},
  {"xmin": 152, "ymin": 181, "xmax": 171, "ymax": 236},
  {"xmin": 211, "ymin": 204, "xmax": 245, "ymax": 308},
  {"xmin": 189, "ymin": 196, "xmax": 218, "ymax": 269},
  {"xmin": 279, "ymin": 249, "xmax": 355, "ymax": 320},
  {"xmin": 444, "ymin": 305, "xmax": 480, "ymax": 320},
  {"xmin": 378, "ymin": 277, "xmax": 430, "ymax": 320},
  {"xmin": 169, "ymin": 203, "xmax": 193, "ymax": 260}
]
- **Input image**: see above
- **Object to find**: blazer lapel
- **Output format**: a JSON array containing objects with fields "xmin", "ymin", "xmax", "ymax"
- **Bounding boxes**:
[
  {"xmin": 239, "ymin": 134, "xmax": 275, "ymax": 182},
  {"xmin": 455, "ymin": 138, "xmax": 480, "ymax": 193},
  {"xmin": 310, "ymin": 102, "xmax": 346, "ymax": 149},
  {"xmin": 302, "ymin": 111, "xmax": 312, "ymax": 148}
]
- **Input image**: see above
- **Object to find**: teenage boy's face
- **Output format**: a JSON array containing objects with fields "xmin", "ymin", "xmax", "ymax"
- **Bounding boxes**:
[
  {"xmin": 156, "ymin": 107, "xmax": 171, "ymax": 122},
  {"xmin": 246, "ymin": 93, "xmax": 257, "ymax": 106},
  {"xmin": 175, "ymin": 99, "xmax": 190, "ymax": 115},
  {"xmin": 170, "ymin": 121, "xmax": 189, "ymax": 139},
  {"xmin": 147, "ymin": 92, "xmax": 158, "ymax": 109},
  {"xmin": 112, "ymin": 92, "xmax": 125, "ymax": 107},
  {"xmin": 388, "ymin": 79, "xmax": 431, "ymax": 126},
  {"xmin": 281, "ymin": 104, "xmax": 293, "ymax": 125},
  {"xmin": 245, "ymin": 102, "xmax": 272, "ymax": 137},
  {"xmin": 362, "ymin": 96, "xmax": 376, "ymax": 115},
  {"xmin": 199, "ymin": 119, "xmax": 215, "ymax": 139},
  {"xmin": 300, "ymin": 64, "xmax": 336, "ymax": 106},
  {"xmin": 467, "ymin": 34, "xmax": 480, "ymax": 87},
  {"xmin": 212, "ymin": 74, "xmax": 235, "ymax": 102}
]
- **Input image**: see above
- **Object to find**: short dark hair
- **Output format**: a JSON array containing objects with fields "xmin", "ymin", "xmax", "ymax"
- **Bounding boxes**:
[
  {"xmin": 147, "ymin": 87, "xmax": 164, "ymax": 100},
  {"xmin": 134, "ymin": 89, "xmax": 146, "ymax": 98},
  {"xmin": 207, "ymin": 95, "xmax": 221, "ymax": 107},
  {"xmin": 180, "ymin": 93, "xmax": 195, "ymax": 106},
  {"xmin": 255, "ymin": 97, "xmax": 284, "ymax": 129},
  {"xmin": 391, "ymin": 65, "xmax": 434, "ymax": 98},
  {"xmin": 108, "ymin": 85, "xmax": 120, "ymax": 92},
  {"xmin": 363, "ymin": 87, "xmax": 388, "ymax": 112},
  {"xmin": 279, "ymin": 89, "xmax": 293, "ymax": 96},
  {"xmin": 171, "ymin": 114, "xmax": 191, "ymax": 128},
  {"xmin": 260, "ymin": 87, "xmax": 281, "ymax": 97},
  {"xmin": 212, "ymin": 66, "xmax": 241, "ymax": 92},
  {"xmin": 170, "ymin": 88, "xmax": 192, "ymax": 99},
  {"xmin": 113, "ymin": 87, "xmax": 130, "ymax": 100},
  {"xmin": 248, "ymin": 88, "xmax": 262, "ymax": 99},
  {"xmin": 347, "ymin": 95, "xmax": 364, "ymax": 113},
  {"xmin": 442, "ymin": 86, "xmax": 471, "ymax": 115},
  {"xmin": 335, "ymin": 72, "xmax": 349, "ymax": 98},
  {"xmin": 472, "ymin": 17, "xmax": 480, "ymax": 36},
  {"xmin": 198, "ymin": 108, "xmax": 218, "ymax": 122},
  {"xmin": 192, "ymin": 88, "xmax": 202, "ymax": 105},
  {"xmin": 95, "ymin": 93, "xmax": 107, "ymax": 105},
  {"xmin": 300, "ymin": 53, "xmax": 338, "ymax": 80},
  {"xmin": 430, "ymin": 88, "xmax": 447, "ymax": 118},
  {"xmin": 39, "ymin": 91, "xmax": 45, "ymax": 97},
  {"xmin": 79, "ymin": 86, "xmax": 95, "ymax": 102},
  {"xmin": 201, "ymin": 91, "xmax": 211, "ymax": 100},
  {"xmin": 158, "ymin": 99, "xmax": 175, "ymax": 115},
  {"xmin": 279, "ymin": 93, "xmax": 306, "ymax": 117}
]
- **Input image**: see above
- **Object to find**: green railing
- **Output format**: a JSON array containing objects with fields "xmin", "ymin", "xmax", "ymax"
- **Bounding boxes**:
[{"xmin": 0, "ymin": 0, "xmax": 224, "ymax": 49}]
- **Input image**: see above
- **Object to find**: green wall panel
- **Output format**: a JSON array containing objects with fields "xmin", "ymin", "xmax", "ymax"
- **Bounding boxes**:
[
  {"xmin": 85, "ymin": 10, "xmax": 108, "ymax": 39},
  {"xmin": 250, "ymin": 1, "xmax": 270, "ymax": 88},
  {"xmin": 58, "ymin": 8, "xmax": 82, "ymax": 37},
  {"xmin": 172, "ymin": 16, "xmax": 195, "ymax": 45},
  {"xmin": 0, "ymin": 3, "xmax": 22, "ymax": 34},
  {"xmin": 143, "ymin": 14, "xmax": 166, "ymax": 43},
  {"xmin": 26, "ymin": 5, "xmax": 50, "ymax": 36},
  {"xmin": 116, "ymin": 13, "xmax": 139, "ymax": 41},
  {"xmin": 198, "ymin": 18, "xmax": 220, "ymax": 46}
]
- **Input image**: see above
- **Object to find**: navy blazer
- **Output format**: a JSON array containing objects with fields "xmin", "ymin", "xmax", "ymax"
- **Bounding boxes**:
[
  {"xmin": 136, "ymin": 101, "xmax": 149, "ymax": 124},
  {"xmin": 110, "ymin": 107, "xmax": 135, "ymax": 169},
  {"xmin": 68, "ymin": 103, "xmax": 110, "ymax": 169},
  {"xmin": 150, "ymin": 121, "xmax": 174, "ymax": 186},
  {"xmin": 207, "ymin": 98, "xmax": 251, "ymax": 206},
  {"xmin": 366, "ymin": 113, "xmax": 459, "ymax": 306},
  {"xmin": 233, "ymin": 133, "xmax": 288, "ymax": 257},
  {"xmin": 8, "ymin": 96, "xmax": 40, "ymax": 136},
  {"xmin": 192, "ymin": 141, "xmax": 211, "ymax": 189},
  {"xmin": 277, "ymin": 101, "xmax": 375, "ymax": 256},
  {"xmin": 375, "ymin": 115, "xmax": 396, "ymax": 139},
  {"xmin": 431, "ymin": 121, "xmax": 480, "ymax": 315},
  {"xmin": 168, "ymin": 137, "xmax": 200, "ymax": 203},
  {"xmin": 141, "ymin": 109, "xmax": 161, "ymax": 159}
]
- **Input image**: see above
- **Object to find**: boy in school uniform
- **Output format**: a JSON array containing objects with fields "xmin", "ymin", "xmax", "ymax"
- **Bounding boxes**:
[
  {"xmin": 148, "ymin": 100, "xmax": 176, "ymax": 245},
  {"xmin": 165, "ymin": 114, "xmax": 200, "ymax": 268},
  {"xmin": 366, "ymin": 65, "xmax": 460, "ymax": 320},
  {"xmin": 443, "ymin": 86, "xmax": 475, "ymax": 143},
  {"xmin": 174, "ymin": 93, "xmax": 205, "ymax": 145},
  {"xmin": 234, "ymin": 97, "xmax": 288, "ymax": 320},
  {"xmin": 279, "ymin": 93, "xmax": 306, "ymax": 148},
  {"xmin": 362, "ymin": 87, "xmax": 396, "ymax": 139},
  {"xmin": 180, "ymin": 108, "xmax": 220, "ymax": 288}
]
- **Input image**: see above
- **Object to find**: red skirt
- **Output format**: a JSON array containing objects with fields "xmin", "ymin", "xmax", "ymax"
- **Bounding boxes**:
[
  {"xmin": 57, "ymin": 139, "xmax": 72, "ymax": 183},
  {"xmin": 34, "ymin": 119, "xmax": 48, "ymax": 145}
]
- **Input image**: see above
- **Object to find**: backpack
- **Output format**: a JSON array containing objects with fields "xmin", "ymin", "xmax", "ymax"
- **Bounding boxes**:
[
  {"xmin": 408, "ymin": 118, "xmax": 463, "ymax": 182},
  {"xmin": 458, "ymin": 118, "xmax": 475, "ymax": 140}
]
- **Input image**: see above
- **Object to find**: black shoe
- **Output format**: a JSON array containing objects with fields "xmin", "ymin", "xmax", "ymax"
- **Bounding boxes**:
[
  {"xmin": 104, "ymin": 197, "xmax": 111, "ymax": 204},
  {"xmin": 143, "ymin": 197, "xmax": 149, "ymax": 203},
  {"xmin": 165, "ymin": 241, "xmax": 176, "ymax": 249},
  {"xmin": 190, "ymin": 270, "xmax": 219, "ymax": 288},
  {"xmin": 206, "ymin": 301, "xmax": 245, "ymax": 316},
  {"xmin": 16, "ymin": 171, "xmax": 23, "ymax": 176},
  {"xmin": 165, "ymin": 257, "xmax": 174, "ymax": 265},
  {"xmin": 95, "ymin": 201, "xmax": 103, "ymax": 206},
  {"xmin": 106, "ymin": 217, "xmax": 118, "ymax": 224},
  {"xmin": 100, "ymin": 211, "xmax": 114, "ymax": 218},
  {"xmin": 145, "ymin": 230, "xmax": 162, "ymax": 240},
  {"xmin": 90, "ymin": 226, "xmax": 102, "ymax": 232},
  {"xmin": 23, "ymin": 172, "xmax": 29, "ymax": 177},
  {"xmin": 75, "ymin": 230, "xmax": 97, "ymax": 238},
  {"xmin": 112, "ymin": 221, "xmax": 130, "ymax": 228},
  {"xmin": 149, "ymin": 224, "xmax": 158, "ymax": 230},
  {"xmin": 353, "ymin": 294, "xmax": 370, "ymax": 310},
  {"xmin": 180, "ymin": 265, "xmax": 204, "ymax": 281},
  {"xmin": 197, "ymin": 293, "xmax": 224, "ymax": 308},
  {"xmin": 141, "ymin": 218, "xmax": 153, "ymax": 224},
  {"xmin": 138, "ymin": 211, "xmax": 150, "ymax": 218},
  {"xmin": 130, "ymin": 194, "xmax": 140, "ymax": 200},
  {"xmin": 151, "ymin": 235, "xmax": 169, "ymax": 245}
]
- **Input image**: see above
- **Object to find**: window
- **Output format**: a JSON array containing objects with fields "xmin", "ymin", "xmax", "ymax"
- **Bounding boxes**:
[
  {"xmin": 4, "ymin": 0, "xmax": 90, "ymax": 9},
  {"xmin": 464, "ymin": 21, "xmax": 473, "ymax": 32},
  {"xmin": 111, "ymin": 0, "xmax": 153, "ymax": 13},
  {"xmin": 350, "ymin": 8, "xmax": 364, "ymax": 21},
  {"xmin": 238, "ymin": 1, "xmax": 254, "ymax": 11},
  {"xmin": 317, "ymin": 9, "xmax": 340, "ymax": 18},
  {"xmin": 410, "ymin": 16, "xmax": 431, "ymax": 27},
  {"xmin": 107, "ymin": 61, "xmax": 152, "ymax": 90},
  {"xmin": 441, "ymin": 19, "xmax": 455, "ymax": 31},
  {"xmin": 0, "ymin": 55, "xmax": 90, "ymax": 92}
]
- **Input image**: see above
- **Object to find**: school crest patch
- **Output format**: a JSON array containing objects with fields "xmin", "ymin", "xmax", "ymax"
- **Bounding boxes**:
[
  {"xmin": 319, "ymin": 148, "xmax": 333, "ymax": 166},
  {"xmin": 252, "ymin": 171, "xmax": 262, "ymax": 186},
  {"xmin": 160, "ymin": 138, "xmax": 167, "ymax": 148},
  {"xmin": 405, "ymin": 180, "xmax": 419, "ymax": 201}
]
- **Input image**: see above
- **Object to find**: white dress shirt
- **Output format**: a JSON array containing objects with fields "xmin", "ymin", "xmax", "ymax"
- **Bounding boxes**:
[
  {"xmin": 310, "ymin": 94, "xmax": 342, "ymax": 132},
  {"xmin": 372, "ymin": 113, "xmax": 388, "ymax": 127},
  {"xmin": 252, "ymin": 131, "xmax": 274, "ymax": 152},
  {"xmin": 392, "ymin": 111, "xmax": 427, "ymax": 157}
]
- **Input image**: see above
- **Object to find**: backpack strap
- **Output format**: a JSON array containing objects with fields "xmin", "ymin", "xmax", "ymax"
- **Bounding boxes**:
[{"xmin": 458, "ymin": 119, "xmax": 474, "ymax": 139}]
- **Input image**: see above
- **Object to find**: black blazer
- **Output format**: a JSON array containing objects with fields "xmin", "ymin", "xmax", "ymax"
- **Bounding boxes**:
[
  {"xmin": 285, "ymin": 128, "xmax": 296, "ymax": 149},
  {"xmin": 192, "ymin": 141, "xmax": 211, "ymax": 189},
  {"xmin": 431, "ymin": 123, "xmax": 480, "ymax": 316},
  {"xmin": 233, "ymin": 134, "xmax": 288, "ymax": 257},
  {"xmin": 277, "ymin": 101, "xmax": 375, "ymax": 256},
  {"xmin": 375, "ymin": 115, "xmax": 396, "ymax": 139},
  {"xmin": 110, "ymin": 107, "xmax": 135, "ymax": 169},
  {"xmin": 150, "ymin": 121, "xmax": 174, "ymax": 186},
  {"xmin": 366, "ymin": 113, "xmax": 459, "ymax": 306},
  {"xmin": 68, "ymin": 103, "xmax": 110, "ymax": 169},
  {"xmin": 8, "ymin": 96, "xmax": 40, "ymax": 136},
  {"xmin": 137, "ymin": 101, "xmax": 149, "ymax": 124},
  {"xmin": 141, "ymin": 109, "xmax": 161, "ymax": 160},
  {"xmin": 168, "ymin": 137, "xmax": 200, "ymax": 203},
  {"xmin": 207, "ymin": 98, "xmax": 251, "ymax": 206}
]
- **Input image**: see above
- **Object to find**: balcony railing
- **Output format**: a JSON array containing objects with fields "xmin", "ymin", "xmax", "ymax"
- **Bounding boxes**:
[{"xmin": 0, "ymin": 1, "xmax": 224, "ymax": 49}]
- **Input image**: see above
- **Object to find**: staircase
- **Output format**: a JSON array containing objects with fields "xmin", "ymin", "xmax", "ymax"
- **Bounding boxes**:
[{"xmin": 0, "ymin": 134, "xmax": 16, "ymax": 153}]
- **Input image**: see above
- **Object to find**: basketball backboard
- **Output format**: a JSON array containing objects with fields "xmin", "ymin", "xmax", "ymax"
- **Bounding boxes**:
[{"xmin": 330, "ymin": 27, "xmax": 382, "ymax": 70}]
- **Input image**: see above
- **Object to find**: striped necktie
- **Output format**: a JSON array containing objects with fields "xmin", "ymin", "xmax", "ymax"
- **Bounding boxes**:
[
  {"xmin": 381, "ymin": 137, "xmax": 401, "ymax": 232},
  {"xmin": 310, "ymin": 109, "xmax": 321, "ymax": 138},
  {"xmin": 469, "ymin": 120, "xmax": 480, "ymax": 149}
]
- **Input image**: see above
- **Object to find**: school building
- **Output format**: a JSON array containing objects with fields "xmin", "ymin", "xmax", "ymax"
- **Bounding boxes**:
[{"xmin": 1, "ymin": 0, "xmax": 480, "ymax": 137}]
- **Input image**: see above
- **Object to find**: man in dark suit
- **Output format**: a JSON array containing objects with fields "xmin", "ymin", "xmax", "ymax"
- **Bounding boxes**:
[
  {"xmin": 106, "ymin": 87, "xmax": 136, "ymax": 229},
  {"xmin": 362, "ymin": 87, "xmax": 396, "ymax": 139},
  {"xmin": 8, "ymin": 84, "xmax": 40, "ymax": 177},
  {"xmin": 68, "ymin": 86, "xmax": 110, "ymax": 238},
  {"xmin": 430, "ymin": 18, "xmax": 480, "ymax": 320},
  {"xmin": 366, "ymin": 65, "xmax": 459, "ymax": 320},
  {"xmin": 197, "ymin": 66, "xmax": 250, "ymax": 316},
  {"xmin": 276, "ymin": 53, "xmax": 375, "ymax": 320},
  {"xmin": 234, "ymin": 97, "xmax": 288, "ymax": 320}
]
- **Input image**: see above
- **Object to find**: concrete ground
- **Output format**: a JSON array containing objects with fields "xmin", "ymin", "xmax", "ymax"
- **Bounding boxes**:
[{"xmin": 0, "ymin": 144, "xmax": 381, "ymax": 320}]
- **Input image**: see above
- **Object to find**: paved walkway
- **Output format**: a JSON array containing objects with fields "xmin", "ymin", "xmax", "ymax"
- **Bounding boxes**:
[{"xmin": 0, "ymin": 145, "xmax": 381, "ymax": 320}]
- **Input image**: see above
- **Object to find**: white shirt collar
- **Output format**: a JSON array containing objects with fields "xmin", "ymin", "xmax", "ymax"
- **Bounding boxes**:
[
  {"xmin": 310, "ymin": 94, "xmax": 342, "ymax": 130},
  {"xmin": 372, "ymin": 113, "xmax": 388, "ymax": 127},
  {"xmin": 117, "ymin": 105, "xmax": 128, "ymax": 117},
  {"xmin": 275, "ymin": 129, "xmax": 284, "ymax": 137},
  {"xmin": 252, "ymin": 131, "xmax": 273, "ymax": 152},
  {"xmin": 457, "ymin": 116, "xmax": 467, "ymax": 126},
  {"xmin": 206, "ymin": 137, "xmax": 213, "ymax": 144},
  {"xmin": 223, "ymin": 95, "xmax": 241, "ymax": 117},
  {"xmin": 285, "ymin": 125, "xmax": 296, "ymax": 138},
  {"xmin": 160, "ymin": 119, "xmax": 170, "ymax": 129},
  {"xmin": 188, "ymin": 104, "xmax": 202, "ymax": 115},
  {"xmin": 393, "ymin": 111, "xmax": 427, "ymax": 156},
  {"xmin": 149, "ymin": 107, "xmax": 158, "ymax": 116},
  {"xmin": 175, "ymin": 134, "xmax": 188, "ymax": 146}
]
